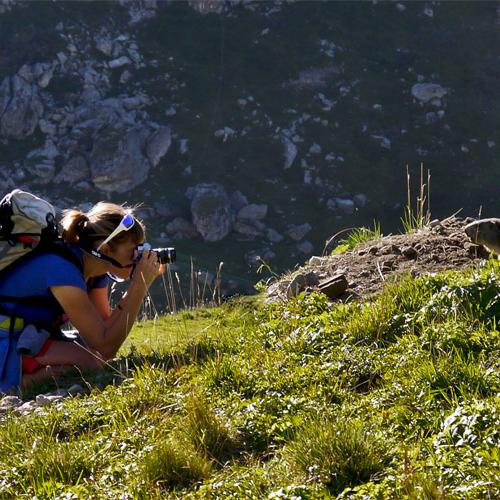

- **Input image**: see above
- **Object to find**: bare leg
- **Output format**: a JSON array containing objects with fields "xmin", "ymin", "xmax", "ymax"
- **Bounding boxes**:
[{"xmin": 21, "ymin": 340, "xmax": 105, "ymax": 388}]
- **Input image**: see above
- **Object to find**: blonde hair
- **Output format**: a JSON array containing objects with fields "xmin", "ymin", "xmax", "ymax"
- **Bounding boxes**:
[{"xmin": 61, "ymin": 202, "xmax": 145, "ymax": 250}]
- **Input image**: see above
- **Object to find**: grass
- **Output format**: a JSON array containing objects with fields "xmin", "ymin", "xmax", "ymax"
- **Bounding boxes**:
[
  {"xmin": 1, "ymin": 263, "xmax": 500, "ymax": 498},
  {"xmin": 329, "ymin": 220, "xmax": 382, "ymax": 255},
  {"xmin": 401, "ymin": 164, "xmax": 431, "ymax": 234}
]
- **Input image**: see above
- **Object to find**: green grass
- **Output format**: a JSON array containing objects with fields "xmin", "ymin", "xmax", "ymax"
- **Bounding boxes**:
[
  {"xmin": 331, "ymin": 220, "xmax": 382, "ymax": 255},
  {"xmin": 1, "ymin": 265, "xmax": 500, "ymax": 498}
]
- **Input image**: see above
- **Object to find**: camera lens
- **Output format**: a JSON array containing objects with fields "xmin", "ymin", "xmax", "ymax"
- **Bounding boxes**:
[{"xmin": 154, "ymin": 247, "xmax": 176, "ymax": 264}]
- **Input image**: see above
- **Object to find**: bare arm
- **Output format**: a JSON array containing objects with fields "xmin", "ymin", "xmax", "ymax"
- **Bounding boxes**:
[
  {"xmin": 51, "ymin": 251, "xmax": 163, "ymax": 359},
  {"xmin": 88, "ymin": 286, "xmax": 111, "ymax": 320}
]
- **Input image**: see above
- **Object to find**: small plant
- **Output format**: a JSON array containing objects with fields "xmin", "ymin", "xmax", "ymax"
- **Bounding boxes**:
[
  {"xmin": 334, "ymin": 221, "xmax": 382, "ymax": 254},
  {"xmin": 184, "ymin": 391, "xmax": 240, "ymax": 463},
  {"xmin": 401, "ymin": 163, "xmax": 431, "ymax": 233},
  {"xmin": 141, "ymin": 434, "xmax": 211, "ymax": 490},
  {"xmin": 285, "ymin": 417, "xmax": 391, "ymax": 495}
]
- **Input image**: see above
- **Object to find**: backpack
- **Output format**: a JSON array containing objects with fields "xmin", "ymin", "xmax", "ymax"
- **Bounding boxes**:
[
  {"xmin": 0, "ymin": 189, "xmax": 83, "ymax": 393},
  {"xmin": 0, "ymin": 189, "xmax": 59, "ymax": 272}
]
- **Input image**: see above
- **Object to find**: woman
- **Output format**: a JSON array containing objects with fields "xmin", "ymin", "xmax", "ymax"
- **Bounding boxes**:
[{"xmin": 0, "ymin": 201, "xmax": 165, "ymax": 391}]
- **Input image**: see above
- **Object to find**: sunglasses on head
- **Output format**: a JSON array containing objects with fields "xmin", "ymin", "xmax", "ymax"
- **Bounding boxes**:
[{"xmin": 96, "ymin": 213, "xmax": 135, "ymax": 252}]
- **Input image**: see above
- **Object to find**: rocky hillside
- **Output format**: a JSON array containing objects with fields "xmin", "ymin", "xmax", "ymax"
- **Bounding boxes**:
[
  {"xmin": 266, "ymin": 215, "xmax": 491, "ymax": 302},
  {"xmin": 0, "ymin": 0, "xmax": 499, "ymax": 296}
]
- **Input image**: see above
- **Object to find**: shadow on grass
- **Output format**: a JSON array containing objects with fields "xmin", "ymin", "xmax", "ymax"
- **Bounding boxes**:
[{"xmin": 20, "ymin": 336, "xmax": 221, "ymax": 400}]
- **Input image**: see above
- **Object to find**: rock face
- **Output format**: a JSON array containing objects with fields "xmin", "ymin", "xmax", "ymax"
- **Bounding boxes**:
[
  {"xmin": 0, "ymin": 73, "xmax": 43, "ymax": 139},
  {"xmin": 189, "ymin": 183, "xmax": 234, "ymax": 242},
  {"xmin": 0, "ymin": 1, "xmax": 496, "ymax": 291}
]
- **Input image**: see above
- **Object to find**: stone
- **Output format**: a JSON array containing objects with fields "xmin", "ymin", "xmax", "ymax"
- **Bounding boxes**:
[
  {"xmin": 286, "ymin": 271, "xmax": 320, "ymax": 298},
  {"xmin": 165, "ymin": 217, "xmax": 199, "ymax": 240},
  {"xmin": 54, "ymin": 155, "xmax": 90, "ymax": 184},
  {"xmin": 190, "ymin": 183, "xmax": 234, "ymax": 242},
  {"xmin": 281, "ymin": 135, "xmax": 297, "ymax": 169},
  {"xmin": 233, "ymin": 220, "xmax": 263, "ymax": 239},
  {"xmin": 411, "ymin": 83, "xmax": 447, "ymax": 104},
  {"xmin": 266, "ymin": 228, "xmax": 284, "ymax": 243},
  {"xmin": 0, "ymin": 395, "xmax": 22, "ymax": 410},
  {"xmin": 237, "ymin": 203, "xmax": 268, "ymax": 221},
  {"xmin": 108, "ymin": 56, "xmax": 132, "ymax": 68},
  {"xmin": 297, "ymin": 240, "xmax": 314, "ymax": 254},
  {"xmin": 146, "ymin": 126, "xmax": 172, "ymax": 167},
  {"xmin": 90, "ymin": 125, "xmax": 151, "ymax": 193},
  {"xmin": 318, "ymin": 274, "xmax": 348, "ymax": 299},
  {"xmin": 68, "ymin": 384, "xmax": 86, "ymax": 396},
  {"xmin": 230, "ymin": 191, "xmax": 248, "ymax": 212},
  {"xmin": 286, "ymin": 223, "xmax": 312, "ymax": 241}
]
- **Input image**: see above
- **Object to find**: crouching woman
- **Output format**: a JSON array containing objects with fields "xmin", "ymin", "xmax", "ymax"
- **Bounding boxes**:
[{"xmin": 0, "ymin": 202, "xmax": 165, "ymax": 392}]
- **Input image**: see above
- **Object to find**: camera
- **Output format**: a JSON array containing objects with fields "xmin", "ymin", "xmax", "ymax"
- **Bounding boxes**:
[{"xmin": 136, "ymin": 244, "xmax": 176, "ymax": 264}]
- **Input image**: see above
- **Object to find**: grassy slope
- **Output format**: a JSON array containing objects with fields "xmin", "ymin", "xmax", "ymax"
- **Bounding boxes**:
[{"xmin": 1, "ymin": 264, "xmax": 500, "ymax": 498}]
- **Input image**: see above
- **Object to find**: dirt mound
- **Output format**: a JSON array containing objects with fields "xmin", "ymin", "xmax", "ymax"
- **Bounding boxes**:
[{"xmin": 266, "ymin": 216, "xmax": 492, "ymax": 302}]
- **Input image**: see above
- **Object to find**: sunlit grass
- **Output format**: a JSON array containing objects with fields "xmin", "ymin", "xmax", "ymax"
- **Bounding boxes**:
[{"xmin": 1, "ymin": 265, "xmax": 500, "ymax": 498}]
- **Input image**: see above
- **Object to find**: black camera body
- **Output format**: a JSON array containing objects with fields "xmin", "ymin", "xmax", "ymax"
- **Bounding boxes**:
[{"xmin": 136, "ymin": 244, "xmax": 176, "ymax": 264}]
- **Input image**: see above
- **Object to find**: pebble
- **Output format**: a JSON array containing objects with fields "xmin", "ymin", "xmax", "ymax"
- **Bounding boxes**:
[{"xmin": 0, "ymin": 384, "xmax": 87, "ymax": 417}]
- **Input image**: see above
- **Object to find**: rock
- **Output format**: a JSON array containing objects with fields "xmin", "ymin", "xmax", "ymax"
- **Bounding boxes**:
[
  {"xmin": 287, "ymin": 271, "xmax": 320, "ymax": 298},
  {"xmin": 353, "ymin": 193, "xmax": 368, "ymax": 208},
  {"xmin": 190, "ymin": 183, "xmax": 234, "ymax": 241},
  {"xmin": 108, "ymin": 56, "xmax": 132, "ymax": 68},
  {"xmin": 335, "ymin": 198, "xmax": 355, "ymax": 215},
  {"xmin": 0, "ymin": 74, "xmax": 44, "ymax": 139},
  {"xmin": 266, "ymin": 228, "xmax": 284, "ymax": 243},
  {"xmin": 188, "ymin": 0, "xmax": 225, "ymax": 15},
  {"xmin": 35, "ymin": 394, "xmax": 63, "ymax": 407},
  {"xmin": 244, "ymin": 247, "xmax": 276, "ymax": 269},
  {"xmin": 146, "ymin": 126, "xmax": 172, "ymax": 167},
  {"xmin": 230, "ymin": 190, "xmax": 248, "ymax": 211},
  {"xmin": 237, "ymin": 203, "xmax": 268, "ymax": 221},
  {"xmin": 286, "ymin": 65, "xmax": 341, "ymax": 90},
  {"xmin": 281, "ymin": 135, "xmax": 297, "ymax": 169},
  {"xmin": 68, "ymin": 384, "xmax": 86, "ymax": 396},
  {"xmin": 90, "ymin": 125, "xmax": 151, "ymax": 193},
  {"xmin": 297, "ymin": 240, "xmax": 314, "ymax": 254},
  {"xmin": 54, "ymin": 155, "xmax": 90, "ymax": 184},
  {"xmin": 309, "ymin": 143, "xmax": 322, "ymax": 155},
  {"xmin": 411, "ymin": 83, "xmax": 447, "ymax": 104},
  {"xmin": 402, "ymin": 246, "xmax": 418, "ymax": 258},
  {"xmin": 318, "ymin": 274, "xmax": 348, "ymax": 299},
  {"xmin": 286, "ymin": 223, "xmax": 312, "ymax": 241},
  {"xmin": 233, "ymin": 220, "xmax": 263, "ymax": 239},
  {"xmin": 165, "ymin": 217, "xmax": 199, "ymax": 239},
  {"xmin": 308, "ymin": 255, "xmax": 329, "ymax": 266},
  {"xmin": 214, "ymin": 127, "xmax": 235, "ymax": 142},
  {"xmin": 25, "ymin": 159, "xmax": 56, "ymax": 184},
  {"xmin": 0, "ymin": 395, "xmax": 22, "ymax": 411}
]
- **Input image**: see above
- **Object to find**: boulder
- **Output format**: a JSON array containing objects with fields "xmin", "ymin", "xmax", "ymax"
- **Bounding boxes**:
[
  {"xmin": 90, "ymin": 125, "xmax": 151, "ymax": 193},
  {"xmin": 190, "ymin": 183, "xmax": 234, "ymax": 242}
]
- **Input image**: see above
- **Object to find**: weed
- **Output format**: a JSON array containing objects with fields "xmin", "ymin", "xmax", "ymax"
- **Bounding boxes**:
[{"xmin": 401, "ymin": 163, "xmax": 431, "ymax": 233}]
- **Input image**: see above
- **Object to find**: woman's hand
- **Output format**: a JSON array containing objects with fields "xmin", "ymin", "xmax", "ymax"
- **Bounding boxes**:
[{"xmin": 132, "ymin": 248, "xmax": 165, "ymax": 288}]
